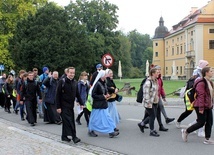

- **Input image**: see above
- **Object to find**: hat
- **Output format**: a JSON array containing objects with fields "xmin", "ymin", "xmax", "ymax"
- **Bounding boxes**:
[
  {"xmin": 198, "ymin": 60, "xmax": 208, "ymax": 69},
  {"xmin": 42, "ymin": 67, "xmax": 49, "ymax": 73},
  {"xmin": 154, "ymin": 65, "xmax": 161, "ymax": 69},
  {"xmin": 96, "ymin": 64, "xmax": 102, "ymax": 69}
]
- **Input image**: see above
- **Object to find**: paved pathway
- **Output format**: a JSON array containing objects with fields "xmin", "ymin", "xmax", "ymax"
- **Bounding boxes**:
[{"xmin": 0, "ymin": 97, "xmax": 184, "ymax": 155}]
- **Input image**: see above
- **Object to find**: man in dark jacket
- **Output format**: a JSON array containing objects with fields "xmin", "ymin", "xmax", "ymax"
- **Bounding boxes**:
[
  {"xmin": 43, "ymin": 71, "xmax": 61, "ymax": 124},
  {"xmin": 20, "ymin": 71, "xmax": 42, "ymax": 126},
  {"xmin": 90, "ymin": 63, "xmax": 102, "ymax": 86},
  {"xmin": 56, "ymin": 67, "xmax": 84, "ymax": 143}
]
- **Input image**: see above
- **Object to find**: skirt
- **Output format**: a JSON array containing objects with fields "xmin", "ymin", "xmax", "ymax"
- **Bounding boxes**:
[
  {"xmin": 88, "ymin": 109, "xmax": 115, "ymax": 133},
  {"xmin": 108, "ymin": 101, "xmax": 120, "ymax": 125}
]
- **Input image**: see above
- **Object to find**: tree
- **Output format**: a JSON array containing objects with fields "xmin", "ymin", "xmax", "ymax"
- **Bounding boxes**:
[
  {"xmin": 9, "ymin": 2, "xmax": 88, "ymax": 74},
  {"xmin": 0, "ymin": 0, "xmax": 47, "ymax": 71},
  {"xmin": 65, "ymin": 0, "xmax": 120, "ymax": 74},
  {"xmin": 128, "ymin": 30, "xmax": 153, "ymax": 77}
]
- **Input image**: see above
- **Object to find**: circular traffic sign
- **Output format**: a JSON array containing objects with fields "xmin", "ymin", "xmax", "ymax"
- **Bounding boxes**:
[{"xmin": 102, "ymin": 53, "xmax": 114, "ymax": 68}]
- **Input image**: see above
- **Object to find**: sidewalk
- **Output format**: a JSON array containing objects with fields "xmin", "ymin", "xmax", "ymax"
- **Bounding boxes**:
[{"xmin": 0, "ymin": 118, "xmax": 94, "ymax": 155}]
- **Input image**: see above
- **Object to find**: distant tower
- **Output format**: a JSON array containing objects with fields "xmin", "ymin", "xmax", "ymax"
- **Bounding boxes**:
[
  {"xmin": 153, "ymin": 16, "xmax": 168, "ymax": 39},
  {"xmin": 152, "ymin": 17, "xmax": 169, "ymax": 76}
]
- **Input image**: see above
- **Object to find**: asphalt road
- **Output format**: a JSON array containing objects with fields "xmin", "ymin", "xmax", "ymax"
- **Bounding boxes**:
[{"xmin": 0, "ymin": 98, "xmax": 214, "ymax": 155}]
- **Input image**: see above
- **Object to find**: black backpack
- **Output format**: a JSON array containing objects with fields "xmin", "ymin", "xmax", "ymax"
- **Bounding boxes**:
[{"xmin": 136, "ymin": 78, "xmax": 152, "ymax": 103}]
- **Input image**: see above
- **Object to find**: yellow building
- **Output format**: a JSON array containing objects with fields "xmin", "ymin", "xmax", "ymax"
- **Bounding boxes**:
[{"xmin": 153, "ymin": 0, "xmax": 214, "ymax": 80}]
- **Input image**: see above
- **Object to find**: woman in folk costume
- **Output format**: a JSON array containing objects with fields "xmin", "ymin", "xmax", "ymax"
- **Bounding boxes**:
[
  {"xmin": 88, "ymin": 70, "xmax": 119, "ymax": 138},
  {"xmin": 105, "ymin": 69, "xmax": 121, "ymax": 131}
]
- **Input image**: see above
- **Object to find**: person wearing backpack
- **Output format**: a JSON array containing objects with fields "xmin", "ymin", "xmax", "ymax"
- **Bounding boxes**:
[
  {"xmin": 4, "ymin": 74, "xmax": 16, "ymax": 113},
  {"xmin": 182, "ymin": 67, "xmax": 214, "ymax": 144},
  {"xmin": 176, "ymin": 60, "xmax": 208, "ymax": 137},
  {"xmin": 138, "ymin": 68, "xmax": 160, "ymax": 137},
  {"xmin": 16, "ymin": 72, "xmax": 28, "ymax": 121},
  {"xmin": 20, "ymin": 71, "xmax": 42, "ymax": 126},
  {"xmin": 0, "ymin": 73, "xmax": 7, "ymax": 108},
  {"xmin": 75, "ymin": 71, "xmax": 90, "ymax": 126},
  {"xmin": 38, "ymin": 66, "xmax": 49, "ymax": 118},
  {"xmin": 43, "ymin": 71, "xmax": 61, "ymax": 124},
  {"xmin": 14, "ymin": 70, "xmax": 26, "ymax": 114},
  {"xmin": 56, "ymin": 67, "xmax": 84, "ymax": 143}
]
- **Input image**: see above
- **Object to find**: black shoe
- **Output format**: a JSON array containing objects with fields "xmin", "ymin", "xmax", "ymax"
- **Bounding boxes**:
[
  {"xmin": 72, "ymin": 137, "xmax": 81, "ymax": 143},
  {"xmin": 56, "ymin": 121, "xmax": 62, "ymax": 125},
  {"xmin": 21, "ymin": 118, "xmax": 25, "ymax": 121},
  {"xmin": 61, "ymin": 136, "xmax": 71, "ymax": 142},
  {"xmin": 14, "ymin": 110, "xmax": 19, "ymax": 114},
  {"xmin": 166, "ymin": 118, "xmax": 175, "ymax": 124},
  {"xmin": 109, "ymin": 131, "xmax": 119, "ymax": 138},
  {"xmin": 150, "ymin": 130, "xmax": 160, "ymax": 137},
  {"xmin": 8, "ymin": 110, "xmax": 11, "ymax": 113},
  {"xmin": 138, "ymin": 123, "xmax": 145, "ymax": 133},
  {"xmin": 159, "ymin": 125, "xmax": 168, "ymax": 132},
  {"xmin": 144, "ymin": 125, "xmax": 149, "ymax": 129},
  {"xmin": 114, "ymin": 128, "xmax": 119, "ymax": 132},
  {"xmin": 31, "ymin": 123, "xmax": 35, "ymax": 126},
  {"xmin": 76, "ymin": 119, "xmax": 81, "ymax": 125},
  {"xmin": 88, "ymin": 131, "xmax": 98, "ymax": 137}
]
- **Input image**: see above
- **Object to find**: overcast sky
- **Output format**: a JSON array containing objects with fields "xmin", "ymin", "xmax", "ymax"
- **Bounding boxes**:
[{"xmin": 50, "ymin": 0, "xmax": 210, "ymax": 37}]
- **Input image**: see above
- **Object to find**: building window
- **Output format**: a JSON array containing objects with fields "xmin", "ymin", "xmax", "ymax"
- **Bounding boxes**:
[
  {"xmin": 166, "ymin": 67, "xmax": 168, "ymax": 74},
  {"xmin": 209, "ymin": 29, "xmax": 214, "ymax": 33},
  {"xmin": 176, "ymin": 66, "xmax": 179, "ymax": 74},
  {"xmin": 166, "ymin": 48, "xmax": 168, "ymax": 57},
  {"xmin": 172, "ymin": 39, "xmax": 174, "ymax": 44},
  {"xmin": 181, "ymin": 36, "xmax": 183, "ymax": 41},
  {"xmin": 191, "ymin": 31, "xmax": 193, "ymax": 36},
  {"xmin": 166, "ymin": 41, "xmax": 168, "ymax": 45},
  {"xmin": 177, "ymin": 47, "xmax": 179, "ymax": 55},
  {"xmin": 155, "ymin": 52, "xmax": 158, "ymax": 57},
  {"xmin": 209, "ymin": 40, "xmax": 214, "ymax": 49},
  {"xmin": 172, "ymin": 47, "xmax": 174, "ymax": 55},
  {"xmin": 180, "ymin": 66, "xmax": 182, "ymax": 75},
  {"xmin": 177, "ymin": 37, "xmax": 179, "ymax": 42},
  {"xmin": 180, "ymin": 46, "xmax": 183, "ymax": 54},
  {"xmin": 155, "ymin": 43, "xmax": 158, "ymax": 46}
]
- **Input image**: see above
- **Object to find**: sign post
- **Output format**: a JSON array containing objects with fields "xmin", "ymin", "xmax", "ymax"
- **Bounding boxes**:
[
  {"xmin": 0, "ymin": 65, "xmax": 5, "ymax": 76},
  {"xmin": 101, "ymin": 53, "xmax": 114, "ymax": 68}
]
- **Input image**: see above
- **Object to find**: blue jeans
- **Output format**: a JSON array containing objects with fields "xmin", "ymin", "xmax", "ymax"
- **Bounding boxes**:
[{"xmin": 15, "ymin": 100, "xmax": 25, "ymax": 119}]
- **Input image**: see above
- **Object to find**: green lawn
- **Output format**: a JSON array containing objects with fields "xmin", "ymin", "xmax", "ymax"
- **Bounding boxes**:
[{"xmin": 114, "ymin": 78, "xmax": 186, "ymax": 98}]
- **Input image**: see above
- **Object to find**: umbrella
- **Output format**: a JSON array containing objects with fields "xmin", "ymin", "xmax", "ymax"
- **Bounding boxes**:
[
  {"xmin": 145, "ymin": 60, "xmax": 149, "ymax": 77},
  {"xmin": 118, "ymin": 60, "xmax": 122, "ymax": 81}
]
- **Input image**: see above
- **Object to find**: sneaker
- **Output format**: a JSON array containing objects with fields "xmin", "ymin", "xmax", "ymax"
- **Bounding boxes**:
[
  {"xmin": 198, "ymin": 131, "xmax": 205, "ymax": 138},
  {"xmin": 166, "ymin": 118, "xmax": 175, "ymax": 124},
  {"xmin": 203, "ymin": 139, "xmax": 214, "ymax": 145},
  {"xmin": 181, "ymin": 129, "xmax": 188, "ymax": 142},
  {"xmin": 175, "ymin": 121, "xmax": 181, "ymax": 129},
  {"xmin": 137, "ymin": 123, "xmax": 145, "ymax": 133},
  {"xmin": 150, "ymin": 130, "xmax": 160, "ymax": 137}
]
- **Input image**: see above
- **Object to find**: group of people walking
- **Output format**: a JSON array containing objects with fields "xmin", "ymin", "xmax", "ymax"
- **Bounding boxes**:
[{"xmin": 0, "ymin": 60, "xmax": 213, "ymax": 145}]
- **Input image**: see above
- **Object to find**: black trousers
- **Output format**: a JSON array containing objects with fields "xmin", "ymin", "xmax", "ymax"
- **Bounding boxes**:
[
  {"xmin": 61, "ymin": 108, "xmax": 76, "ymax": 139},
  {"xmin": 187, "ymin": 107, "xmax": 213, "ymax": 139},
  {"xmin": 143, "ymin": 102, "xmax": 163, "ymax": 127},
  {"xmin": 76, "ymin": 107, "xmax": 91, "ymax": 125},
  {"xmin": 0, "ymin": 92, "xmax": 5, "ymax": 107},
  {"xmin": 143, "ymin": 104, "xmax": 158, "ymax": 131},
  {"xmin": 177, "ymin": 98, "xmax": 193, "ymax": 122},
  {"xmin": 25, "ymin": 100, "xmax": 37, "ymax": 124}
]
